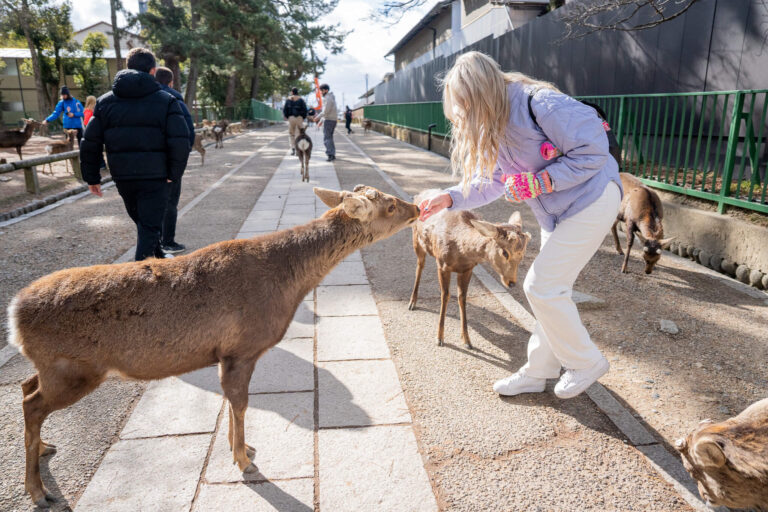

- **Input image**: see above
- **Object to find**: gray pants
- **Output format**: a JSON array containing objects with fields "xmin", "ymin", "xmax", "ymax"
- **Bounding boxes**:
[{"xmin": 323, "ymin": 120, "xmax": 337, "ymax": 157}]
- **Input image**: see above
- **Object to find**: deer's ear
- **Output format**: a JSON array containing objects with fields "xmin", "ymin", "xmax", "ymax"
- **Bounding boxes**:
[
  {"xmin": 314, "ymin": 188, "xmax": 345, "ymax": 208},
  {"xmin": 693, "ymin": 437, "xmax": 726, "ymax": 468},
  {"xmin": 470, "ymin": 219, "xmax": 499, "ymax": 238},
  {"xmin": 508, "ymin": 211, "xmax": 522, "ymax": 229},
  {"xmin": 342, "ymin": 196, "xmax": 373, "ymax": 220}
]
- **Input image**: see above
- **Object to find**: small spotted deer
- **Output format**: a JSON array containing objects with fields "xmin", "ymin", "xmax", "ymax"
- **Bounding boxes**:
[
  {"xmin": 612, "ymin": 172, "xmax": 675, "ymax": 274},
  {"xmin": 9, "ymin": 185, "xmax": 419, "ymax": 509},
  {"xmin": 43, "ymin": 130, "xmax": 77, "ymax": 175},
  {"xmin": 676, "ymin": 398, "xmax": 768, "ymax": 510},
  {"xmin": 295, "ymin": 125, "xmax": 312, "ymax": 183},
  {"xmin": 409, "ymin": 191, "xmax": 530, "ymax": 348}
]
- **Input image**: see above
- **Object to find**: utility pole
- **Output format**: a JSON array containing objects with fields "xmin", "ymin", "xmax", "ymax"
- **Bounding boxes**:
[{"xmin": 365, "ymin": 74, "xmax": 369, "ymax": 105}]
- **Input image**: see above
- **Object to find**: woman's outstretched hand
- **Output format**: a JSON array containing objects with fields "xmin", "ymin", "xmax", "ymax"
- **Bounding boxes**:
[{"xmin": 418, "ymin": 192, "xmax": 452, "ymax": 221}]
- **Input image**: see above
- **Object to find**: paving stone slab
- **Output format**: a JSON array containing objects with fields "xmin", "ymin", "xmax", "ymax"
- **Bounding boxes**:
[
  {"xmin": 75, "ymin": 435, "xmax": 210, "ymax": 512},
  {"xmin": 316, "ymin": 284, "xmax": 378, "ymax": 317},
  {"xmin": 321, "ymin": 260, "xmax": 368, "ymax": 286},
  {"xmin": 236, "ymin": 231, "xmax": 272, "ymax": 240},
  {"xmin": 317, "ymin": 315, "xmax": 390, "ymax": 361},
  {"xmin": 250, "ymin": 339, "xmax": 314, "ymax": 393},
  {"xmin": 241, "ymin": 219, "xmax": 279, "ymax": 232},
  {"xmin": 192, "ymin": 480, "xmax": 314, "ymax": 512},
  {"xmin": 319, "ymin": 426, "xmax": 437, "ymax": 511},
  {"xmin": 318, "ymin": 360, "xmax": 411, "ymax": 427},
  {"xmin": 205, "ymin": 392, "xmax": 314, "ymax": 482},
  {"xmin": 120, "ymin": 366, "xmax": 222, "ymax": 439},
  {"xmin": 247, "ymin": 210, "xmax": 281, "ymax": 220},
  {"xmin": 283, "ymin": 301, "xmax": 314, "ymax": 339}
]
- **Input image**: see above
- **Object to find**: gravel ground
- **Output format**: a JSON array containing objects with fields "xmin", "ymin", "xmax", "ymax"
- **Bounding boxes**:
[
  {"xmin": 0, "ymin": 126, "xmax": 287, "ymax": 511},
  {"xmin": 332, "ymin": 134, "xmax": 694, "ymax": 511}
]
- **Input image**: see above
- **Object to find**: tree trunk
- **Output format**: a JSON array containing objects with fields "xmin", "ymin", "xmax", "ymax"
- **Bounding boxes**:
[
  {"xmin": 19, "ymin": 0, "xmax": 51, "ymax": 117},
  {"xmin": 110, "ymin": 0, "xmax": 123, "ymax": 70},
  {"xmin": 249, "ymin": 44, "xmax": 260, "ymax": 100},
  {"xmin": 184, "ymin": 0, "xmax": 200, "ymax": 105},
  {"xmin": 225, "ymin": 73, "xmax": 237, "ymax": 108}
]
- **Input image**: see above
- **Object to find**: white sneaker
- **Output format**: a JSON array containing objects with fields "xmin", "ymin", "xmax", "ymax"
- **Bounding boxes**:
[
  {"xmin": 554, "ymin": 357, "xmax": 609, "ymax": 399},
  {"xmin": 493, "ymin": 371, "xmax": 546, "ymax": 396}
]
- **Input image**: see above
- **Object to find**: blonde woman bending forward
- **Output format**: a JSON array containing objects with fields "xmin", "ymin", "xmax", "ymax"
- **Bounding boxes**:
[{"xmin": 420, "ymin": 52, "xmax": 623, "ymax": 399}]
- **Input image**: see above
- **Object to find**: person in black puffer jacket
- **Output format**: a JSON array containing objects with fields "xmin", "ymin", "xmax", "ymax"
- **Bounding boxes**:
[{"xmin": 80, "ymin": 47, "xmax": 190, "ymax": 261}]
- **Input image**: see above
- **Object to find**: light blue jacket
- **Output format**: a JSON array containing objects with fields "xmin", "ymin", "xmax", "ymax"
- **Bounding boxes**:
[
  {"xmin": 46, "ymin": 97, "xmax": 84, "ymax": 129},
  {"xmin": 446, "ymin": 83, "xmax": 622, "ymax": 232}
]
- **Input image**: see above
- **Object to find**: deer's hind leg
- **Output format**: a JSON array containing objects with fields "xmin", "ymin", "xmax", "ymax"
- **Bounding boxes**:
[
  {"xmin": 611, "ymin": 220, "xmax": 623, "ymax": 254},
  {"xmin": 23, "ymin": 362, "xmax": 104, "ymax": 508},
  {"xmin": 21, "ymin": 374, "xmax": 57, "ymax": 456},
  {"xmin": 436, "ymin": 267, "xmax": 451, "ymax": 347},
  {"xmin": 219, "ymin": 357, "xmax": 257, "ymax": 473},
  {"xmin": 457, "ymin": 269, "xmax": 473, "ymax": 349}
]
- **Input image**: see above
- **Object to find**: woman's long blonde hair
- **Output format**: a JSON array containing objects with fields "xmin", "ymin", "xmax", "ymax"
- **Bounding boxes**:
[
  {"xmin": 84, "ymin": 95, "xmax": 97, "ymax": 110},
  {"xmin": 442, "ymin": 51, "xmax": 559, "ymax": 193}
]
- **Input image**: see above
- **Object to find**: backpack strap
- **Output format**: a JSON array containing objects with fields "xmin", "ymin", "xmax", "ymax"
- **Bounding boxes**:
[{"xmin": 527, "ymin": 88, "xmax": 540, "ymax": 129}]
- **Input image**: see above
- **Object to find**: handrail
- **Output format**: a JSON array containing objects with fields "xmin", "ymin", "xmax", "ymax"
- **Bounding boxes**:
[{"xmin": 0, "ymin": 150, "xmax": 79, "ymax": 175}]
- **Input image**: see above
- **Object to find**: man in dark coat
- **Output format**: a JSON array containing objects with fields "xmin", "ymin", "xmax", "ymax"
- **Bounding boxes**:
[
  {"xmin": 155, "ymin": 66, "xmax": 195, "ymax": 254},
  {"xmin": 282, "ymin": 87, "xmax": 308, "ymax": 155},
  {"xmin": 80, "ymin": 48, "xmax": 190, "ymax": 261}
]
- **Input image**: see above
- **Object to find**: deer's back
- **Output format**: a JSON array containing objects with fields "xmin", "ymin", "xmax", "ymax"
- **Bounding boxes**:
[{"xmin": 413, "ymin": 210, "xmax": 485, "ymax": 272}]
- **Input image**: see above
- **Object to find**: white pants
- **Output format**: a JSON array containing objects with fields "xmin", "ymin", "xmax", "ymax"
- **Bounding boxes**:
[{"xmin": 521, "ymin": 182, "xmax": 621, "ymax": 378}]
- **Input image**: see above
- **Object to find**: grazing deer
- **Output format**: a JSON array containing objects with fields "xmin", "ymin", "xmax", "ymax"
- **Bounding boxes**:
[
  {"xmin": 362, "ymin": 119, "xmax": 373, "ymax": 135},
  {"xmin": 409, "ymin": 191, "xmax": 530, "ymax": 348},
  {"xmin": 0, "ymin": 118, "xmax": 41, "ymax": 159},
  {"xmin": 295, "ymin": 125, "xmax": 312, "ymax": 183},
  {"xmin": 43, "ymin": 130, "xmax": 77, "ymax": 175},
  {"xmin": 676, "ymin": 398, "xmax": 768, "ymax": 510},
  {"xmin": 192, "ymin": 133, "xmax": 206, "ymax": 165},
  {"xmin": 611, "ymin": 172, "xmax": 674, "ymax": 274},
  {"xmin": 213, "ymin": 123, "xmax": 225, "ymax": 149},
  {"xmin": 9, "ymin": 185, "xmax": 419, "ymax": 509}
]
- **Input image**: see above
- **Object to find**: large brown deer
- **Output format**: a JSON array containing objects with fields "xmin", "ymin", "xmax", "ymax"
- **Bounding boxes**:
[
  {"xmin": 43, "ymin": 129, "xmax": 77, "ymax": 175},
  {"xmin": 9, "ymin": 185, "xmax": 419, "ymax": 508},
  {"xmin": 675, "ymin": 398, "xmax": 768, "ymax": 510},
  {"xmin": 0, "ymin": 118, "xmax": 41, "ymax": 159},
  {"xmin": 611, "ymin": 172, "xmax": 675, "ymax": 274},
  {"xmin": 409, "ymin": 191, "xmax": 530, "ymax": 349}
]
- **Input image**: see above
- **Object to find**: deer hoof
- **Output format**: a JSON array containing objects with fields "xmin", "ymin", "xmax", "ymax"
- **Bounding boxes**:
[
  {"xmin": 408, "ymin": 301, "xmax": 416, "ymax": 311},
  {"xmin": 436, "ymin": 339, "xmax": 444, "ymax": 347},
  {"xmin": 463, "ymin": 341, "xmax": 474, "ymax": 350}
]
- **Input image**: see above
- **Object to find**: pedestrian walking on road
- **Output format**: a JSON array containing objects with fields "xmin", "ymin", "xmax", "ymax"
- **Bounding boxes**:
[
  {"xmin": 155, "ymin": 66, "xmax": 195, "ymax": 255},
  {"xmin": 42, "ymin": 86, "xmax": 84, "ymax": 145},
  {"xmin": 283, "ymin": 87, "xmax": 308, "ymax": 156},
  {"xmin": 315, "ymin": 84, "xmax": 337, "ymax": 161},
  {"xmin": 419, "ymin": 52, "xmax": 623, "ymax": 400},
  {"xmin": 344, "ymin": 106, "xmax": 353, "ymax": 134},
  {"xmin": 80, "ymin": 47, "xmax": 190, "ymax": 261}
]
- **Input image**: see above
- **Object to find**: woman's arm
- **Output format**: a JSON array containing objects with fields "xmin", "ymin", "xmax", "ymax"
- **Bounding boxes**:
[
  {"xmin": 419, "ymin": 166, "xmax": 505, "ymax": 220},
  {"xmin": 534, "ymin": 101, "xmax": 612, "ymax": 192}
]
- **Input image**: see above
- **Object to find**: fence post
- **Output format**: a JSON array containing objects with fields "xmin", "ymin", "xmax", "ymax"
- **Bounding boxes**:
[
  {"xmin": 718, "ymin": 91, "xmax": 745, "ymax": 214},
  {"xmin": 24, "ymin": 166, "xmax": 40, "ymax": 195},
  {"xmin": 615, "ymin": 96, "xmax": 627, "ymax": 149},
  {"xmin": 71, "ymin": 155, "xmax": 83, "ymax": 182}
]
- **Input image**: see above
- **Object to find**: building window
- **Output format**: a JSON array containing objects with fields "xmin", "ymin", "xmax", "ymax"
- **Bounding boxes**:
[
  {"xmin": 1, "ymin": 101, "xmax": 25, "ymax": 112},
  {"xmin": 1, "ymin": 58, "xmax": 18, "ymax": 76}
]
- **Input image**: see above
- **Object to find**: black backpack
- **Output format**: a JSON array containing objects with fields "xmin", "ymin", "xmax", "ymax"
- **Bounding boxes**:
[{"xmin": 527, "ymin": 91, "xmax": 622, "ymax": 169}]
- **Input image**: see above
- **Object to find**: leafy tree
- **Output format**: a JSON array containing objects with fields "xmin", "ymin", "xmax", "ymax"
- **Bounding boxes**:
[{"xmin": 71, "ymin": 32, "xmax": 109, "ymax": 96}]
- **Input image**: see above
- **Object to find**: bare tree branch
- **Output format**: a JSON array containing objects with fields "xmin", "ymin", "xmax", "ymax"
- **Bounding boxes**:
[{"xmin": 370, "ymin": 0, "xmax": 430, "ymax": 25}]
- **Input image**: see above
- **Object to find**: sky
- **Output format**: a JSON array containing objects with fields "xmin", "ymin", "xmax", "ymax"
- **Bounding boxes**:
[{"xmin": 70, "ymin": 0, "xmax": 432, "ymax": 109}]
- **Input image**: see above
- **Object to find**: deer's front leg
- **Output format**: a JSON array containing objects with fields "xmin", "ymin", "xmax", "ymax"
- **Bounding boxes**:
[
  {"xmin": 622, "ymin": 224, "xmax": 635, "ymax": 273},
  {"xmin": 219, "ymin": 358, "xmax": 257, "ymax": 473},
  {"xmin": 457, "ymin": 269, "xmax": 473, "ymax": 349},
  {"xmin": 408, "ymin": 245, "xmax": 426, "ymax": 310},
  {"xmin": 436, "ymin": 268, "xmax": 451, "ymax": 346}
]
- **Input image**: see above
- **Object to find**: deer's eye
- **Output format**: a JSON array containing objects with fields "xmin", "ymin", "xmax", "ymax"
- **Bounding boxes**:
[
  {"xmin": 501, "ymin": 249, "xmax": 509, "ymax": 259},
  {"xmin": 388, "ymin": 204, "xmax": 396, "ymax": 213}
]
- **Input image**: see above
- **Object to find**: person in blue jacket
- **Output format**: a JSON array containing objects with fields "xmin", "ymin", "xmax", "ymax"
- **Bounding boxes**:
[
  {"xmin": 42, "ymin": 86, "xmax": 85, "ymax": 145},
  {"xmin": 155, "ymin": 66, "xmax": 195, "ymax": 255}
]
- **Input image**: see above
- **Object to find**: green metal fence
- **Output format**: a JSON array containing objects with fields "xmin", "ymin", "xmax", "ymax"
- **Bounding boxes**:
[
  {"xmin": 365, "ymin": 90, "xmax": 768, "ymax": 215},
  {"xmin": 251, "ymin": 100, "xmax": 284, "ymax": 122}
]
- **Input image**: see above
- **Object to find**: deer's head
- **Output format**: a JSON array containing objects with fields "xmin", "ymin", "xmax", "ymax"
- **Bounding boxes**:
[
  {"xmin": 315, "ymin": 185, "xmax": 420, "ymax": 242},
  {"xmin": 675, "ymin": 398, "xmax": 768, "ymax": 509},
  {"xmin": 635, "ymin": 231, "xmax": 675, "ymax": 274},
  {"xmin": 470, "ymin": 211, "xmax": 531, "ymax": 287}
]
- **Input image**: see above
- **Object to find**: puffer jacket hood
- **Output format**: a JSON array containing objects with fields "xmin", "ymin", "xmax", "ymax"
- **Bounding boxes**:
[{"xmin": 112, "ymin": 69, "xmax": 161, "ymax": 99}]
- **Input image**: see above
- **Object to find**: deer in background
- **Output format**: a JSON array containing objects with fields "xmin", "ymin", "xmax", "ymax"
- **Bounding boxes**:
[
  {"xmin": 295, "ymin": 125, "xmax": 312, "ymax": 183},
  {"xmin": 192, "ymin": 133, "xmax": 206, "ymax": 165},
  {"xmin": 0, "ymin": 118, "xmax": 41, "ymax": 159},
  {"xmin": 362, "ymin": 119, "xmax": 373, "ymax": 135},
  {"xmin": 213, "ymin": 123, "xmax": 225, "ymax": 149},
  {"xmin": 676, "ymin": 398, "xmax": 768, "ymax": 510},
  {"xmin": 409, "ymin": 191, "xmax": 531, "ymax": 349},
  {"xmin": 43, "ymin": 130, "xmax": 77, "ymax": 175},
  {"xmin": 611, "ymin": 173, "xmax": 675, "ymax": 274},
  {"xmin": 9, "ymin": 185, "xmax": 419, "ymax": 509}
]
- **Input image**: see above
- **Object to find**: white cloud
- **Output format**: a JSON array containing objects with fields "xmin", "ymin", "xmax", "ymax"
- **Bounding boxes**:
[{"xmin": 69, "ymin": 0, "xmax": 428, "ymax": 108}]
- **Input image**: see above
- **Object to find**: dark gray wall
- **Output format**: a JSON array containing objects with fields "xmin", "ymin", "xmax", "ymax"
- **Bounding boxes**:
[{"xmin": 375, "ymin": 0, "xmax": 768, "ymax": 104}]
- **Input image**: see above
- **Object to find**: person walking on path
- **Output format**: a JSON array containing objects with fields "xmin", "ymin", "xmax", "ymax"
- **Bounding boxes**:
[
  {"xmin": 80, "ymin": 47, "xmax": 190, "ymax": 261},
  {"xmin": 419, "ymin": 52, "xmax": 622, "ymax": 400},
  {"xmin": 155, "ymin": 66, "xmax": 195, "ymax": 255},
  {"xmin": 315, "ymin": 83, "xmax": 337, "ymax": 161},
  {"xmin": 83, "ymin": 95, "xmax": 97, "ymax": 126},
  {"xmin": 283, "ymin": 87, "xmax": 308, "ymax": 155},
  {"xmin": 42, "ymin": 86, "xmax": 85, "ymax": 145},
  {"xmin": 344, "ymin": 106, "xmax": 353, "ymax": 134}
]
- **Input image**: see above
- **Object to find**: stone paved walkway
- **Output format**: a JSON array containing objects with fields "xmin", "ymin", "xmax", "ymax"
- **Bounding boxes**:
[{"xmin": 74, "ymin": 150, "xmax": 437, "ymax": 511}]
